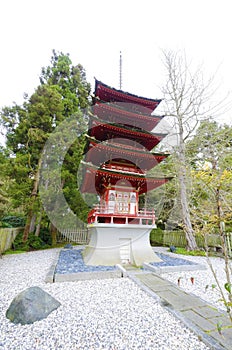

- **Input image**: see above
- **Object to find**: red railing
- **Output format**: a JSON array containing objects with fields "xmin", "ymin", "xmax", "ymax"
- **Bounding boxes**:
[
  {"xmin": 88, "ymin": 205, "xmax": 156, "ymax": 225},
  {"xmin": 101, "ymin": 163, "xmax": 143, "ymax": 174}
]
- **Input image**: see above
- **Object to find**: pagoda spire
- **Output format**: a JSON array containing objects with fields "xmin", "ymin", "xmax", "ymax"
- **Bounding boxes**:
[{"xmin": 119, "ymin": 51, "xmax": 122, "ymax": 90}]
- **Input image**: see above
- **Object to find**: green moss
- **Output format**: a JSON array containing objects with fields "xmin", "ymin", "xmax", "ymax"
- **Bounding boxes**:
[
  {"xmin": 173, "ymin": 247, "xmax": 206, "ymax": 256},
  {"xmin": 4, "ymin": 249, "xmax": 27, "ymax": 255}
]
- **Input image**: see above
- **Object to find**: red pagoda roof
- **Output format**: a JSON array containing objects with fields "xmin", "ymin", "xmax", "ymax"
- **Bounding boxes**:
[
  {"xmin": 88, "ymin": 117, "xmax": 166, "ymax": 151},
  {"xmin": 93, "ymin": 102, "xmax": 163, "ymax": 131},
  {"xmin": 95, "ymin": 79, "xmax": 162, "ymax": 113},
  {"xmin": 81, "ymin": 164, "xmax": 172, "ymax": 195},
  {"xmin": 84, "ymin": 139, "xmax": 168, "ymax": 171}
]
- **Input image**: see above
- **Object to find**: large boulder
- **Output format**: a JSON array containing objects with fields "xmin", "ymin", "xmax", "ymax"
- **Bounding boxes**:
[{"xmin": 6, "ymin": 286, "xmax": 61, "ymax": 325}]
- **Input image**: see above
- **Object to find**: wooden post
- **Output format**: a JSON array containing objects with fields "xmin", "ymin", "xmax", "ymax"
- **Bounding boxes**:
[{"xmin": 226, "ymin": 232, "xmax": 232, "ymax": 257}]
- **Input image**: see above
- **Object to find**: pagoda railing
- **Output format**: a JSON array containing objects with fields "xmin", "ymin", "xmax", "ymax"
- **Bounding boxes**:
[
  {"xmin": 101, "ymin": 163, "xmax": 143, "ymax": 174},
  {"xmin": 88, "ymin": 205, "xmax": 156, "ymax": 225}
]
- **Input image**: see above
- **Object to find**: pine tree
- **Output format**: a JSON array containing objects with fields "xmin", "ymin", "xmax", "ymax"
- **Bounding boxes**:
[{"xmin": 1, "ymin": 51, "xmax": 91, "ymax": 241}]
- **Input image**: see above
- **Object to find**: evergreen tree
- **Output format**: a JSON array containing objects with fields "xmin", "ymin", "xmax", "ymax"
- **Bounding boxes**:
[{"xmin": 0, "ymin": 51, "xmax": 91, "ymax": 241}]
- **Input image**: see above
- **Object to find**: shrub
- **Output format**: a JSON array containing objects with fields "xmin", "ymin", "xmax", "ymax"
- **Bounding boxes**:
[
  {"xmin": 1, "ymin": 215, "xmax": 25, "ymax": 228},
  {"xmin": 12, "ymin": 232, "xmax": 50, "ymax": 251},
  {"xmin": 39, "ymin": 228, "xmax": 52, "ymax": 245}
]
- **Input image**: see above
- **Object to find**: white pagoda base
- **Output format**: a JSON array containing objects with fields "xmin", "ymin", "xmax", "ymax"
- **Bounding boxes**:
[{"xmin": 83, "ymin": 223, "xmax": 162, "ymax": 266}]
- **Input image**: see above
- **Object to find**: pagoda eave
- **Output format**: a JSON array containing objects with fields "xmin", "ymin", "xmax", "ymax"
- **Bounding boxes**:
[
  {"xmin": 95, "ymin": 79, "xmax": 162, "ymax": 113},
  {"xmin": 84, "ymin": 139, "xmax": 169, "ymax": 170},
  {"xmin": 81, "ymin": 165, "xmax": 172, "ymax": 195},
  {"xmin": 93, "ymin": 102, "xmax": 163, "ymax": 131},
  {"xmin": 88, "ymin": 117, "xmax": 167, "ymax": 150}
]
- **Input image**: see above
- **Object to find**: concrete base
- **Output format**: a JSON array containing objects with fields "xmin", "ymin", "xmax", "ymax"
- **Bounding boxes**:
[
  {"xmin": 55, "ymin": 270, "xmax": 122, "ymax": 282},
  {"xmin": 143, "ymin": 262, "xmax": 207, "ymax": 274},
  {"xmin": 83, "ymin": 223, "xmax": 162, "ymax": 266}
]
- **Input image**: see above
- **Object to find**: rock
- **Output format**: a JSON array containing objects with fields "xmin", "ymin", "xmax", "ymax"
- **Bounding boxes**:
[
  {"xmin": 169, "ymin": 245, "xmax": 177, "ymax": 253},
  {"xmin": 6, "ymin": 286, "xmax": 61, "ymax": 325},
  {"xmin": 64, "ymin": 243, "xmax": 73, "ymax": 249}
]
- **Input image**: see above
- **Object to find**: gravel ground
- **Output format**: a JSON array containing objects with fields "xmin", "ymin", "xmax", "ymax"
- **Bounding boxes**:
[
  {"xmin": 154, "ymin": 247, "xmax": 232, "ymax": 312},
  {"xmin": 0, "ymin": 248, "xmax": 212, "ymax": 350}
]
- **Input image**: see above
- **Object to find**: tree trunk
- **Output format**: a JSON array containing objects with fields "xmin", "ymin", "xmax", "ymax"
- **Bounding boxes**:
[
  {"xmin": 23, "ymin": 158, "xmax": 42, "ymax": 242},
  {"xmin": 177, "ymin": 127, "xmax": 198, "ymax": 250},
  {"xmin": 216, "ymin": 188, "xmax": 232, "ymax": 300},
  {"xmin": 50, "ymin": 223, "xmax": 57, "ymax": 247},
  {"xmin": 29, "ymin": 214, "xmax": 36, "ymax": 233},
  {"xmin": 178, "ymin": 166, "xmax": 198, "ymax": 250},
  {"xmin": 35, "ymin": 210, "xmax": 43, "ymax": 237}
]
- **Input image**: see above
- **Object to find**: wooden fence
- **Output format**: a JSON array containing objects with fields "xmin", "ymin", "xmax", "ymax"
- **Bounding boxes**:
[
  {"xmin": 57, "ymin": 229, "xmax": 90, "ymax": 245},
  {"xmin": 0, "ymin": 227, "xmax": 22, "ymax": 253},
  {"xmin": 1, "ymin": 226, "xmax": 231, "ymax": 254},
  {"xmin": 150, "ymin": 229, "xmax": 232, "ymax": 254}
]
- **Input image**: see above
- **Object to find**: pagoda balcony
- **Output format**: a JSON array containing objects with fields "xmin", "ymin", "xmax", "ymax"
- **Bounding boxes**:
[
  {"xmin": 101, "ymin": 163, "xmax": 143, "ymax": 175},
  {"xmin": 87, "ymin": 205, "xmax": 156, "ymax": 225}
]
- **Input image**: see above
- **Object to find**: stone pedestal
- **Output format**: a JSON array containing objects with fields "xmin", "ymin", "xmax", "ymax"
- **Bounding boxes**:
[{"xmin": 83, "ymin": 223, "xmax": 162, "ymax": 266}]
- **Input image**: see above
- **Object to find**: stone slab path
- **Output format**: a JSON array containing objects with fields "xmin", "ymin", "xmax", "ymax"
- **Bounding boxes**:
[{"xmin": 133, "ymin": 272, "xmax": 232, "ymax": 350}]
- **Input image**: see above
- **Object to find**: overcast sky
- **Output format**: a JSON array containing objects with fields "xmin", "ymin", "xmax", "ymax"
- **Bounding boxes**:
[{"xmin": 0, "ymin": 0, "xmax": 232, "ymax": 142}]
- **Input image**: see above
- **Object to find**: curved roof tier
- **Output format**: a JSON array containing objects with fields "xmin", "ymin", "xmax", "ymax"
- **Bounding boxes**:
[
  {"xmin": 94, "ymin": 79, "xmax": 162, "ymax": 113},
  {"xmin": 88, "ymin": 118, "xmax": 166, "ymax": 151},
  {"xmin": 81, "ymin": 164, "xmax": 172, "ymax": 195},
  {"xmin": 93, "ymin": 102, "xmax": 163, "ymax": 131},
  {"xmin": 84, "ymin": 139, "xmax": 168, "ymax": 171}
]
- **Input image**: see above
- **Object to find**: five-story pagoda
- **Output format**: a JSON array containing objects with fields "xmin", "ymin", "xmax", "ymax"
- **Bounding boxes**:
[{"xmin": 81, "ymin": 79, "xmax": 171, "ymax": 266}]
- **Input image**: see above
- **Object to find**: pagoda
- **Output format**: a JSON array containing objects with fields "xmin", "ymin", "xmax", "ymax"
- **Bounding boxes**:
[{"xmin": 81, "ymin": 79, "xmax": 171, "ymax": 266}]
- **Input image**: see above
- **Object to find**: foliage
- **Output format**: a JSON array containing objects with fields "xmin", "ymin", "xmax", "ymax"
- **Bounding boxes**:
[
  {"xmin": 12, "ymin": 232, "xmax": 49, "ymax": 251},
  {"xmin": 0, "ymin": 215, "xmax": 25, "ymax": 228},
  {"xmin": 38, "ymin": 228, "xmax": 52, "ymax": 246},
  {"xmin": 186, "ymin": 120, "xmax": 232, "ymax": 324},
  {"xmin": 0, "ymin": 50, "xmax": 91, "ymax": 241},
  {"xmin": 186, "ymin": 120, "xmax": 232, "ymax": 231},
  {"xmin": 147, "ymin": 156, "xmax": 177, "ymax": 225}
]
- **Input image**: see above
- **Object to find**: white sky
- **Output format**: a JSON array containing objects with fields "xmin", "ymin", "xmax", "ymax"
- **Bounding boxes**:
[{"xmin": 0, "ymin": 0, "xmax": 232, "ymax": 145}]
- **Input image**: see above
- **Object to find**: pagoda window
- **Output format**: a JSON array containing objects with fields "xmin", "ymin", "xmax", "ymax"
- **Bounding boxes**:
[
  {"xmin": 131, "ymin": 194, "xmax": 136, "ymax": 203},
  {"xmin": 109, "ymin": 193, "xmax": 115, "ymax": 201}
]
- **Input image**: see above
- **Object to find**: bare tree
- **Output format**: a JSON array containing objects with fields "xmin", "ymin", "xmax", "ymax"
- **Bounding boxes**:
[{"xmin": 160, "ymin": 50, "xmax": 225, "ymax": 250}]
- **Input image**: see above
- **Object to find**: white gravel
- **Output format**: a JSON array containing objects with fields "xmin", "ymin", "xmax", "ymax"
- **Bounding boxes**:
[
  {"xmin": 0, "ymin": 248, "xmax": 211, "ymax": 350},
  {"xmin": 155, "ymin": 247, "xmax": 232, "ymax": 312}
]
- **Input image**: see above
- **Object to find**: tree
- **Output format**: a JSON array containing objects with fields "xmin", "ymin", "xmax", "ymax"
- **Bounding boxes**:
[
  {"xmin": 0, "ymin": 51, "xmax": 91, "ymax": 241},
  {"xmin": 187, "ymin": 120, "xmax": 232, "ymax": 321},
  {"xmin": 187, "ymin": 120, "xmax": 232, "ymax": 218},
  {"xmin": 187, "ymin": 120, "xmax": 232, "ymax": 232},
  {"xmin": 160, "ymin": 50, "xmax": 225, "ymax": 250}
]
